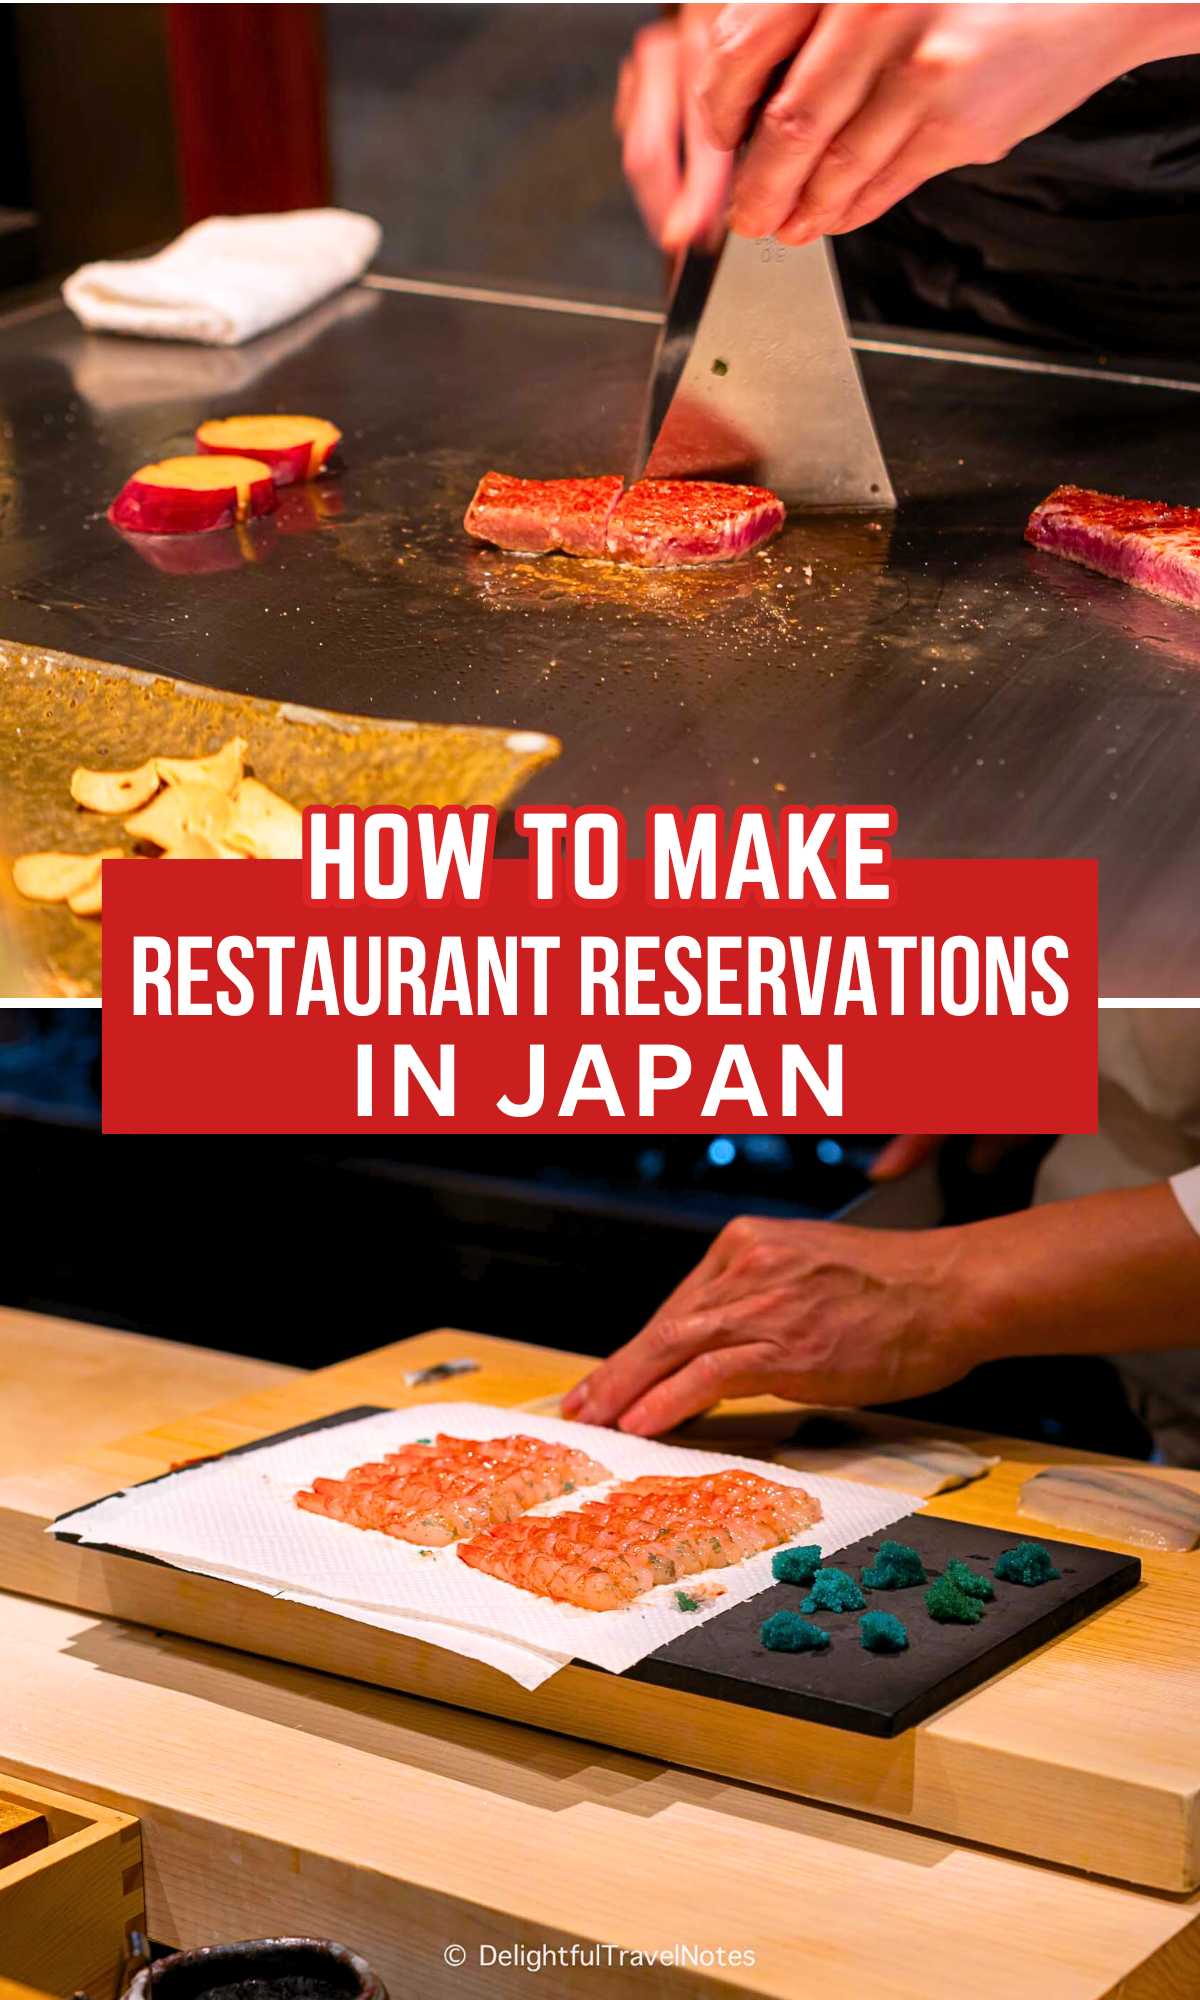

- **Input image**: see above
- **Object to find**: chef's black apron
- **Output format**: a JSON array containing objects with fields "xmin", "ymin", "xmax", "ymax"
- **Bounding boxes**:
[{"xmin": 834, "ymin": 57, "xmax": 1200, "ymax": 357}]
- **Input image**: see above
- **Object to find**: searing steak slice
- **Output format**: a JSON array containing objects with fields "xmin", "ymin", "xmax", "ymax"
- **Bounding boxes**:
[
  {"xmin": 606, "ymin": 478, "xmax": 785, "ymax": 567},
  {"xmin": 1026, "ymin": 485, "xmax": 1200, "ymax": 612},
  {"xmin": 464, "ymin": 472, "xmax": 624, "ymax": 557}
]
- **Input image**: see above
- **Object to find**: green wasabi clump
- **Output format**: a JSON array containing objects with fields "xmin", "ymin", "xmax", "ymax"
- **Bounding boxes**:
[
  {"xmin": 925, "ymin": 1575, "xmax": 984, "ymax": 1624},
  {"xmin": 944, "ymin": 1558, "xmax": 994, "ymax": 1602},
  {"xmin": 862, "ymin": 1539, "xmax": 927, "ymax": 1590},
  {"xmin": 859, "ymin": 1610, "xmax": 909, "ymax": 1653},
  {"xmin": 771, "ymin": 1543, "xmax": 822, "ymax": 1586},
  {"xmin": 802, "ymin": 1566, "xmax": 866, "ymax": 1615},
  {"xmin": 760, "ymin": 1611, "xmax": 831, "ymax": 1653},
  {"xmin": 994, "ymin": 1540, "xmax": 1060, "ymax": 1587}
]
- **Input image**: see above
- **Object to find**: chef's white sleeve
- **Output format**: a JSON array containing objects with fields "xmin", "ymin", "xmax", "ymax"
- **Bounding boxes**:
[{"xmin": 1169, "ymin": 1165, "xmax": 1200, "ymax": 1236}]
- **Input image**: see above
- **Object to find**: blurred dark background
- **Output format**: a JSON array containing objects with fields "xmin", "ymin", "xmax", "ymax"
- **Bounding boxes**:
[
  {"xmin": 0, "ymin": 2, "xmax": 661, "ymax": 304},
  {"xmin": 0, "ymin": 1011, "xmax": 1151, "ymax": 1459}
]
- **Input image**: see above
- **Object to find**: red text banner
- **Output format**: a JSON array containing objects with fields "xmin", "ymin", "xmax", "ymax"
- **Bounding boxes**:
[{"xmin": 101, "ymin": 809, "xmax": 1097, "ymax": 1136}]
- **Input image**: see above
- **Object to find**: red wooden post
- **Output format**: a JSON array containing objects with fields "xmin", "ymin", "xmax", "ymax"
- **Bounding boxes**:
[{"xmin": 166, "ymin": 4, "xmax": 330, "ymax": 222}]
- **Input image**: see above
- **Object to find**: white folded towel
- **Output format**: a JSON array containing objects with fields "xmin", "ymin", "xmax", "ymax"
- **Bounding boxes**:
[{"xmin": 62, "ymin": 208, "xmax": 382, "ymax": 347}]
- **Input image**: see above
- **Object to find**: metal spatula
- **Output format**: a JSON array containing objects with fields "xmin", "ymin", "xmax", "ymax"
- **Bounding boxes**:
[{"xmin": 634, "ymin": 231, "xmax": 895, "ymax": 511}]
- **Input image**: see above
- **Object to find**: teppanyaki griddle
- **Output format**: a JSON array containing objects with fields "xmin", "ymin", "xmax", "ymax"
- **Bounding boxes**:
[
  {"xmin": 2, "ymin": 279, "xmax": 1200, "ymax": 992},
  {"xmin": 53, "ymin": 1404, "xmax": 1140, "ymax": 1740}
]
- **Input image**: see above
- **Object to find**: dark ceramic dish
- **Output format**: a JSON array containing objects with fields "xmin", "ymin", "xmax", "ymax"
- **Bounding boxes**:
[{"xmin": 123, "ymin": 1939, "xmax": 388, "ymax": 2000}]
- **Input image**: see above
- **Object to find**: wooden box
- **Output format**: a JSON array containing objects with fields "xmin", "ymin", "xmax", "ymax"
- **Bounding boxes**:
[{"xmin": 0, "ymin": 1775, "xmax": 142, "ymax": 1999}]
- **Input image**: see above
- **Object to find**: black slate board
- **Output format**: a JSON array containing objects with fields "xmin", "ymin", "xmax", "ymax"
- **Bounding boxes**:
[
  {"xmin": 627, "ymin": 1515, "xmax": 1141, "ymax": 1737},
  {"xmin": 54, "ymin": 1406, "xmax": 1141, "ymax": 1738}
]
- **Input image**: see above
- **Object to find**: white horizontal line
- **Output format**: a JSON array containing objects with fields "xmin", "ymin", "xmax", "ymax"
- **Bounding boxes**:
[
  {"xmin": 364, "ymin": 274, "xmax": 1200, "ymax": 393},
  {"xmin": 362, "ymin": 273, "xmax": 663, "ymax": 325},
  {"xmin": 852, "ymin": 335, "xmax": 1200, "ymax": 397},
  {"xmin": 10, "ymin": 267, "xmax": 1194, "ymax": 393},
  {"xmin": 1, "ymin": 995, "xmax": 1198, "ymax": 1012}
]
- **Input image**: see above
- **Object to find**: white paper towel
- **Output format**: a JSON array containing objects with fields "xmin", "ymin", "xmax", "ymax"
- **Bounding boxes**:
[
  {"xmin": 54, "ymin": 1404, "xmax": 919, "ymax": 1689},
  {"xmin": 62, "ymin": 209, "xmax": 381, "ymax": 347}
]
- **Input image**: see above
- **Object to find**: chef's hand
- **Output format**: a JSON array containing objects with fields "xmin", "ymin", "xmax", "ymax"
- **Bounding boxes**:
[
  {"xmin": 562, "ymin": 1213, "xmax": 983, "ymax": 1434},
  {"xmin": 561, "ymin": 1184, "xmax": 1200, "ymax": 1436},
  {"xmin": 698, "ymin": 3, "xmax": 1200, "ymax": 244},
  {"xmin": 615, "ymin": 6, "xmax": 734, "ymax": 251}
]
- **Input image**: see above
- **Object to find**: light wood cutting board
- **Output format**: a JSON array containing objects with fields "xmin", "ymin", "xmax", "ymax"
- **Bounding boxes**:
[{"xmin": 3, "ymin": 1593, "xmax": 1197, "ymax": 2000}]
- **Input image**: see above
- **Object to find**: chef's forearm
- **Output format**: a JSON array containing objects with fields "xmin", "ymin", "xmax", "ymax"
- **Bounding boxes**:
[{"xmin": 961, "ymin": 1181, "xmax": 1200, "ymax": 1366}]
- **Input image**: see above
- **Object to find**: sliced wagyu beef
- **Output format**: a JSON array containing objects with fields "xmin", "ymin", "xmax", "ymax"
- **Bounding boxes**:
[
  {"xmin": 606, "ymin": 479, "xmax": 785, "ymax": 567},
  {"xmin": 464, "ymin": 472, "xmax": 786, "ymax": 566},
  {"xmin": 1026, "ymin": 485, "xmax": 1200, "ymax": 612},
  {"xmin": 464, "ymin": 473, "xmax": 625, "ymax": 557}
]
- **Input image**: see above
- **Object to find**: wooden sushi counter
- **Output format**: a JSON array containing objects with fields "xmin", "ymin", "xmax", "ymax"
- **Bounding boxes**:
[{"xmin": 0, "ymin": 1309, "xmax": 1197, "ymax": 1999}]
